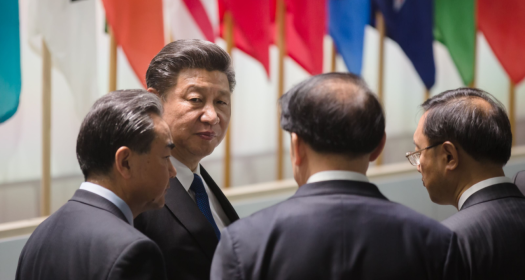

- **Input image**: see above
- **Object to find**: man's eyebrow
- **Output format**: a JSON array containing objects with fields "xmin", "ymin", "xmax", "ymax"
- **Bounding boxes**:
[
  {"xmin": 413, "ymin": 141, "xmax": 420, "ymax": 149},
  {"xmin": 167, "ymin": 143, "xmax": 175, "ymax": 150}
]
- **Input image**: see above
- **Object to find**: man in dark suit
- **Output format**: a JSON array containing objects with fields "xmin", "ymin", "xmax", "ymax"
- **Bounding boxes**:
[
  {"xmin": 16, "ymin": 90, "xmax": 176, "ymax": 280},
  {"xmin": 135, "ymin": 39, "xmax": 239, "ymax": 280},
  {"xmin": 412, "ymin": 87, "xmax": 525, "ymax": 279},
  {"xmin": 513, "ymin": 170, "xmax": 525, "ymax": 194},
  {"xmin": 211, "ymin": 73, "xmax": 465, "ymax": 280}
]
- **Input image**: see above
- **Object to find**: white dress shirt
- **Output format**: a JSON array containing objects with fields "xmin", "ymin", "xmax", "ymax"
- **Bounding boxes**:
[
  {"xmin": 170, "ymin": 156, "xmax": 230, "ymax": 231},
  {"xmin": 307, "ymin": 170, "xmax": 369, "ymax": 184},
  {"xmin": 458, "ymin": 176, "xmax": 512, "ymax": 210},
  {"xmin": 79, "ymin": 182, "xmax": 134, "ymax": 225}
]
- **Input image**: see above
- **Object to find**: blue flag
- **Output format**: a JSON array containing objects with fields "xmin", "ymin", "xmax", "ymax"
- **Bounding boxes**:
[
  {"xmin": 373, "ymin": 0, "xmax": 435, "ymax": 89},
  {"xmin": 0, "ymin": 0, "xmax": 22, "ymax": 123},
  {"xmin": 328, "ymin": 0, "xmax": 370, "ymax": 75}
]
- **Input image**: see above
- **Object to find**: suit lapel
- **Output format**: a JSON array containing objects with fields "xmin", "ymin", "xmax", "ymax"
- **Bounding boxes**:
[
  {"xmin": 163, "ymin": 177, "xmax": 218, "ymax": 260},
  {"xmin": 462, "ymin": 183, "xmax": 525, "ymax": 210},
  {"xmin": 200, "ymin": 165, "xmax": 240, "ymax": 223}
]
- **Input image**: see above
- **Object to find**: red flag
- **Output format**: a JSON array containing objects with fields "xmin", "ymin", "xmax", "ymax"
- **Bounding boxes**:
[
  {"xmin": 219, "ymin": 0, "xmax": 271, "ymax": 75},
  {"xmin": 102, "ymin": 0, "xmax": 165, "ymax": 88},
  {"xmin": 478, "ymin": 0, "xmax": 525, "ymax": 84},
  {"xmin": 270, "ymin": 0, "xmax": 326, "ymax": 75}
]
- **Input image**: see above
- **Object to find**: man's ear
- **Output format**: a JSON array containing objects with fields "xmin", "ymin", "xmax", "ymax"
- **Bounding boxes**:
[
  {"xmin": 147, "ymin": 87, "xmax": 160, "ymax": 97},
  {"xmin": 369, "ymin": 133, "xmax": 386, "ymax": 162},
  {"xmin": 115, "ymin": 146, "xmax": 133, "ymax": 179},
  {"xmin": 442, "ymin": 141, "xmax": 459, "ymax": 171},
  {"xmin": 290, "ymin": 133, "xmax": 306, "ymax": 166}
]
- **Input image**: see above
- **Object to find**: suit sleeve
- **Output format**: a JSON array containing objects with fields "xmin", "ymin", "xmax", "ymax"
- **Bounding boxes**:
[
  {"xmin": 443, "ymin": 232, "xmax": 469, "ymax": 280},
  {"xmin": 108, "ymin": 239, "xmax": 167, "ymax": 280},
  {"xmin": 210, "ymin": 228, "xmax": 243, "ymax": 280}
]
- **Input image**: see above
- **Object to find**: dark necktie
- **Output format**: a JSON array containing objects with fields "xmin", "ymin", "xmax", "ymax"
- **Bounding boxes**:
[{"xmin": 189, "ymin": 174, "xmax": 221, "ymax": 240}]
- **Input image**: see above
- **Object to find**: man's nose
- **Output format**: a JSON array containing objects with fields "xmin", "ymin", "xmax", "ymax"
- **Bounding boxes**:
[
  {"xmin": 169, "ymin": 163, "xmax": 177, "ymax": 178},
  {"xmin": 201, "ymin": 103, "xmax": 219, "ymax": 125},
  {"xmin": 417, "ymin": 163, "xmax": 421, "ymax": 173}
]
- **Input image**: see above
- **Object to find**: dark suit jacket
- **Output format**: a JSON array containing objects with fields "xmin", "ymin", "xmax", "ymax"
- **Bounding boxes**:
[
  {"xmin": 16, "ymin": 189, "xmax": 167, "ymax": 280},
  {"xmin": 211, "ymin": 180, "xmax": 465, "ymax": 280},
  {"xmin": 513, "ymin": 170, "xmax": 525, "ymax": 195},
  {"xmin": 442, "ymin": 183, "xmax": 525, "ymax": 280},
  {"xmin": 135, "ymin": 166, "xmax": 239, "ymax": 280}
]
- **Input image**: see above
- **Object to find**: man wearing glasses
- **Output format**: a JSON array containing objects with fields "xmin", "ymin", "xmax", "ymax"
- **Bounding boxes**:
[
  {"xmin": 410, "ymin": 87, "xmax": 525, "ymax": 279},
  {"xmin": 211, "ymin": 73, "xmax": 465, "ymax": 280}
]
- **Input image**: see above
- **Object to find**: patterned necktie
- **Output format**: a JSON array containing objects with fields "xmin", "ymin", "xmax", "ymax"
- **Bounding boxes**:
[{"xmin": 189, "ymin": 174, "xmax": 221, "ymax": 240}]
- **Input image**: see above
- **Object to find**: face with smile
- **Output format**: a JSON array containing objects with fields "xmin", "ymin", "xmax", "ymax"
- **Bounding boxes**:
[
  {"xmin": 132, "ymin": 114, "xmax": 177, "ymax": 210},
  {"xmin": 159, "ymin": 68, "xmax": 231, "ymax": 168}
]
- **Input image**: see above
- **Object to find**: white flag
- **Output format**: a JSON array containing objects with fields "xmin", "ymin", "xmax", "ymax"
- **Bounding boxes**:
[{"xmin": 28, "ymin": 0, "xmax": 98, "ymax": 118}]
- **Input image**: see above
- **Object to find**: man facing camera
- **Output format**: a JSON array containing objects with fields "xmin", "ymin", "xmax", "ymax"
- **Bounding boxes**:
[
  {"xmin": 16, "ymin": 90, "xmax": 176, "ymax": 280},
  {"xmin": 211, "ymin": 73, "xmax": 465, "ymax": 280},
  {"xmin": 412, "ymin": 88, "xmax": 525, "ymax": 279},
  {"xmin": 134, "ymin": 39, "xmax": 239, "ymax": 280}
]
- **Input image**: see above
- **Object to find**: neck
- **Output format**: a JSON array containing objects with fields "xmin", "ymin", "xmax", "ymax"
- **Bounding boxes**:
[
  {"xmin": 301, "ymin": 153, "xmax": 369, "ymax": 185},
  {"xmin": 452, "ymin": 166, "xmax": 505, "ymax": 209},
  {"xmin": 87, "ymin": 176, "xmax": 142, "ymax": 218},
  {"xmin": 172, "ymin": 149, "xmax": 200, "ymax": 172}
]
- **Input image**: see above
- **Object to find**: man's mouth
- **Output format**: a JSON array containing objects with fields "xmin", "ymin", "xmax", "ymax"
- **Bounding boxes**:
[{"xmin": 196, "ymin": 131, "xmax": 216, "ymax": 140}]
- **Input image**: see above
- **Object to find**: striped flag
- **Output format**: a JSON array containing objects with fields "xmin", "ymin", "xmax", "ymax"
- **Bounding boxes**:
[{"xmin": 166, "ymin": 0, "xmax": 218, "ymax": 42}]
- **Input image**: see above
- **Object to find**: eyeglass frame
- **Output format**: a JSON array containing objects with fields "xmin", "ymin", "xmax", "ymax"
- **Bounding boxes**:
[{"xmin": 405, "ymin": 141, "xmax": 445, "ymax": 166}]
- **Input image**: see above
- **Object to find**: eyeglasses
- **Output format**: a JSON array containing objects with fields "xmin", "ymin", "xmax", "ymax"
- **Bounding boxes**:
[{"xmin": 405, "ymin": 142, "xmax": 444, "ymax": 166}]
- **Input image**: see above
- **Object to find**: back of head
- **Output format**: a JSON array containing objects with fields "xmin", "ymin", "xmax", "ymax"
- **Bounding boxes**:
[
  {"xmin": 145, "ymin": 39, "xmax": 236, "ymax": 98},
  {"xmin": 76, "ymin": 89, "xmax": 163, "ymax": 180},
  {"xmin": 279, "ymin": 72, "xmax": 385, "ymax": 157},
  {"xmin": 421, "ymin": 87, "xmax": 512, "ymax": 166}
]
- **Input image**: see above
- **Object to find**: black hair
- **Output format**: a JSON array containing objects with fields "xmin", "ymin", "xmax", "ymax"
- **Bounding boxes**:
[
  {"xmin": 146, "ymin": 39, "xmax": 236, "ymax": 98},
  {"xmin": 421, "ymin": 87, "xmax": 512, "ymax": 165},
  {"xmin": 279, "ymin": 72, "xmax": 385, "ymax": 156},
  {"xmin": 76, "ymin": 89, "xmax": 163, "ymax": 180}
]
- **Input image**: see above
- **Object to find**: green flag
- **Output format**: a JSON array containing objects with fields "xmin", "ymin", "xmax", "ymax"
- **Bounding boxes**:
[{"xmin": 434, "ymin": 0, "xmax": 476, "ymax": 86}]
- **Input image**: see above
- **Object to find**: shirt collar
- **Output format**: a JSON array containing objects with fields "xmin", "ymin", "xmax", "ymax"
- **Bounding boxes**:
[
  {"xmin": 79, "ymin": 182, "xmax": 134, "ymax": 225},
  {"xmin": 170, "ymin": 156, "xmax": 201, "ymax": 191},
  {"xmin": 307, "ymin": 170, "xmax": 369, "ymax": 184},
  {"xmin": 458, "ymin": 176, "xmax": 512, "ymax": 210}
]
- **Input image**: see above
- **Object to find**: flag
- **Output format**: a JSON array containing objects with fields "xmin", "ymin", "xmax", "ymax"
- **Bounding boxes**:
[
  {"xmin": 286, "ymin": 0, "xmax": 326, "ymax": 75},
  {"xmin": 166, "ymin": 0, "xmax": 218, "ymax": 42},
  {"xmin": 270, "ymin": 0, "xmax": 326, "ymax": 75},
  {"xmin": 0, "ymin": 0, "xmax": 21, "ymax": 123},
  {"xmin": 478, "ymin": 0, "xmax": 525, "ymax": 84},
  {"xmin": 103, "ymin": 0, "xmax": 165, "ymax": 88},
  {"xmin": 434, "ymin": 0, "xmax": 476, "ymax": 86},
  {"xmin": 28, "ymin": 0, "xmax": 98, "ymax": 118},
  {"xmin": 373, "ymin": 0, "xmax": 435, "ymax": 89},
  {"xmin": 328, "ymin": 0, "xmax": 370, "ymax": 75},
  {"xmin": 219, "ymin": 0, "xmax": 271, "ymax": 75}
]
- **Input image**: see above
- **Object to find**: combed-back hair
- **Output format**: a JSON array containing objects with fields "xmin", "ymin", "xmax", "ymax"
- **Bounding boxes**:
[
  {"xmin": 76, "ymin": 89, "xmax": 163, "ymax": 180},
  {"xmin": 146, "ymin": 39, "xmax": 236, "ymax": 98},
  {"xmin": 421, "ymin": 87, "xmax": 512, "ymax": 165},
  {"xmin": 279, "ymin": 72, "xmax": 385, "ymax": 156}
]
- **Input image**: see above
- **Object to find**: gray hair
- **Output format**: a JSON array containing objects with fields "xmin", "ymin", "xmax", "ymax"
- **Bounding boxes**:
[{"xmin": 76, "ymin": 89, "xmax": 163, "ymax": 180}]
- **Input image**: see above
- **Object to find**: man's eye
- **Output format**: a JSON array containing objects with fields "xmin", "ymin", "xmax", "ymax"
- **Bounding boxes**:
[{"xmin": 189, "ymin": 98, "xmax": 202, "ymax": 102}]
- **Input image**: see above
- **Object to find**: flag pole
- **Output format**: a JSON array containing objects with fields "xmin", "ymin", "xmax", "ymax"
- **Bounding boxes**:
[
  {"xmin": 331, "ymin": 42, "xmax": 337, "ymax": 72},
  {"xmin": 109, "ymin": 26, "xmax": 118, "ymax": 92},
  {"xmin": 376, "ymin": 11, "xmax": 385, "ymax": 166},
  {"xmin": 469, "ymin": 0, "xmax": 478, "ymax": 88},
  {"xmin": 425, "ymin": 89, "xmax": 430, "ymax": 100},
  {"xmin": 276, "ymin": 0, "xmax": 286, "ymax": 180},
  {"xmin": 223, "ymin": 11, "xmax": 234, "ymax": 188},
  {"xmin": 509, "ymin": 80, "xmax": 516, "ymax": 146},
  {"xmin": 41, "ymin": 39, "xmax": 52, "ymax": 217}
]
